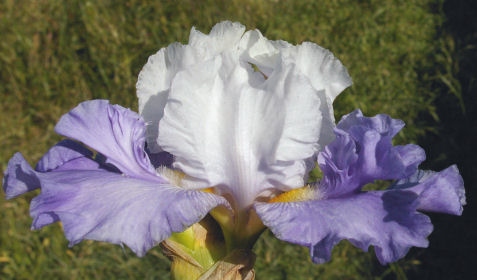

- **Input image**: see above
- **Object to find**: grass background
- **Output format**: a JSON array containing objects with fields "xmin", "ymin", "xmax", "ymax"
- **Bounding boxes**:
[{"xmin": 1, "ymin": 0, "xmax": 475, "ymax": 279}]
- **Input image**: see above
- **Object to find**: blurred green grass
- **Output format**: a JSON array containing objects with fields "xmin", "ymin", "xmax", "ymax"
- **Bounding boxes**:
[{"xmin": 0, "ymin": 0, "xmax": 472, "ymax": 279}]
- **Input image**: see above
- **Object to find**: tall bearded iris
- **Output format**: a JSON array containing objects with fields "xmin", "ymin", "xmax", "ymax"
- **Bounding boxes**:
[{"xmin": 2, "ymin": 21, "xmax": 465, "ymax": 278}]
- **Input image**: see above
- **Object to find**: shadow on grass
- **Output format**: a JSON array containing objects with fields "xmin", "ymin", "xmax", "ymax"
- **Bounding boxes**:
[{"xmin": 412, "ymin": 0, "xmax": 477, "ymax": 279}]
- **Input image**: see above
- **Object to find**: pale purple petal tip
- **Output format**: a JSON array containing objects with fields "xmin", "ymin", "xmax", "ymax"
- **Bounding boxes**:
[
  {"xmin": 391, "ymin": 165, "xmax": 466, "ymax": 215},
  {"xmin": 2, "ymin": 153, "xmax": 40, "ymax": 199},
  {"xmin": 36, "ymin": 139, "xmax": 97, "ymax": 172},
  {"xmin": 35, "ymin": 139, "xmax": 120, "ymax": 173}
]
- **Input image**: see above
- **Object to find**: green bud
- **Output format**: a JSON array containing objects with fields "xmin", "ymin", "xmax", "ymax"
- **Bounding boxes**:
[{"xmin": 163, "ymin": 214, "xmax": 258, "ymax": 279}]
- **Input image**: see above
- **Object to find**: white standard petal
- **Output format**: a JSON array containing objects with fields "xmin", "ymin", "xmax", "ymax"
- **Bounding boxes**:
[
  {"xmin": 240, "ymin": 31, "xmax": 352, "ymax": 148},
  {"xmin": 140, "ymin": 22, "xmax": 352, "ymax": 209},
  {"xmin": 157, "ymin": 48, "xmax": 324, "ymax": 209},
  {"xmin": 137, "ymin": 21, "xmax": 246, "ymax": 152},
  {"xmin": 240, "ymin": 30, "xmax": 352, "ymax": 102}
]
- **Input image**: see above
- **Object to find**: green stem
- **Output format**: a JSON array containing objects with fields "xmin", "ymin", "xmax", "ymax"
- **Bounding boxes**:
[{"xmin": 210, "ymin": 206, "xmax": 266, "ymax": 253}]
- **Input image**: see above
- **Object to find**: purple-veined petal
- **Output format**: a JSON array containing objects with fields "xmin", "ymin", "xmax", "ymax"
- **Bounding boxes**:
[
  {"xmin": 256, "ymin": 109, "xmax": 465, "ymax": 265},
  {"xmin": 318, "ymin": 110, "xmax": 426, "ymax": 198},
  {"xmin": 5, "ymin": 154, "xmax": 229, "ymax": 257},
  {"xmin": 3, "ymin": 100, "xmax": 158, "ymax": 199},
  {"xmin": 316, "ymin": 129, "xmax": 360, "ymax": 196},
  {"xmin": 255, "ymin": 164, "xmax": 465, "ymax": 265},
  {"xmin": 2, "ymin": 99, "xmax": 231, "ymax": 256},
  {"xmin": 55, "ymin": 100, "xmax": 156, "ymax": 179},
  {"xmin": 255, "ymin": 189, "xmax": 432, "ymax": 265}
]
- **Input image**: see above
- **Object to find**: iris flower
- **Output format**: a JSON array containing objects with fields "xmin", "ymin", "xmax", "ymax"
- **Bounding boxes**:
[{"xmin": 2, "ymin": 21, "xmax": 465, "ymax": 275}]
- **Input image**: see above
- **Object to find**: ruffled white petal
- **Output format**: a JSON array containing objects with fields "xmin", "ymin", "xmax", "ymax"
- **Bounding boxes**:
[
  {"xmin": 137, "ymin": 22, "xmax": 246, "ymax": 152},
  {"xmin": 158, "ymin": 50, "xmax": 327, "ymax": 209},
  {"xmin": 240, "ymin": 31, "xmax": 352, "ymax": 147},
  {"xmin": 293, "ymin": 42, "xmax": 352, "ymax": 101},
  {"xmin": 138, "ymin": 21, "xmax": 352, "ymax": 208},
  {"xmin": 189, "ymin": 21, "xmax": 245, "ymax": 57},
  {"xmin": 136, "ymin": 43, "xmax": 185, "ymax": 152}
]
